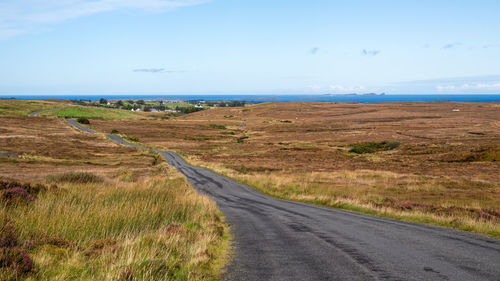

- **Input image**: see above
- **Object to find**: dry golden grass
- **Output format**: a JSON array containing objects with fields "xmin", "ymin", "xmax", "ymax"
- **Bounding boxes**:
[
  {"xmin": 0, "ymin": 116, "xmax": 155, "ymax": 181},
  {"xmin": 86, "ymin": 101, "xmax": 500, "ymax": 236},
  {"xmin": 1, "ymin": 164, "xmax": 229, "ymax": 280},
  {"xmin": 187, "ymin": 158, "xmax": 499, "ymax": 236},
  {"xmin": 0, "ymin": 113, "xmax": 230, "ymax": 280},
  {"xmin": 0, "ymin": 99, "xmax": 70, "ymax": 116}
]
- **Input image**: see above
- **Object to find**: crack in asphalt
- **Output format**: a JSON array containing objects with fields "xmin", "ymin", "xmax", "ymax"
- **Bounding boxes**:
[{"xmin": 65, "ymin": 118, "xmax": 500, "ymax": 281}]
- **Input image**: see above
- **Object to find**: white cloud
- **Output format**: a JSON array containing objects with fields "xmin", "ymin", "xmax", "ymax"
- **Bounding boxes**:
[
  {"xmin": 0, "ymin": 0, "xmax": 209, "ymax": 39},
  {"xmin": 437, "ymin": 82, "xmax": 500, "ymax": 91}
]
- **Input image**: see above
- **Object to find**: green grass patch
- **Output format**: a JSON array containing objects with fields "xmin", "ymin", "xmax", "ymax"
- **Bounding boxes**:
[
  {"xmin": 349, "ymin": 141, "xmax": 400, "ymax": 154},
  {"xmin": 43, "ymin": 106, "xmax": 138, "ymax": 120},
  {"xmin": 0, "ymin": 100, "xmax": 65, "ymax": 116},
  {"xmin": 209, "ymin": 124, "xmax": 226, "ymax": 130}
]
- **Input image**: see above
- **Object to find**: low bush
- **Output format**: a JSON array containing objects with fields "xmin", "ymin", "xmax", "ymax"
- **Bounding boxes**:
[
  {"xmin": 237, "ymin": 136, "xmax": 248, "ymax": 143},
  {"xmin": 455, "ymin": 148, "xmax": 500, "ymax": 162},
  {"xmin": 349, "ymin": 141, "xmax": 400, "ymax": 154},
  {"xmin": 46, "ymin": 171, "xmax": 104, "ymax": 184},
  {"xmin": 76, "ymin": 117, "xmax": 90, "ymax": 124},
  {"xmin": 1, "ymin": 188, "xmax": 35, "ymax": 205},
  {"xmin": 384, "ymin": 141, "xmax": 401, "ymax": 151},
  {"xmin": 209, "ymin": 124, "xmax": 226, "ymax": 130},
  {"xmin": 123, "ymin": 134, "xmax": 140, "ymax": 142},
  {"xmin": 0, "ymin": 219, "xmax": 18, "ymax": 248},
  {"xmin": 84, "ymin": 238, "xmax": 118, "ymax": 257},
  {"xmin": 111, "ymin": 129, "xmax": 119, "ymax": 134},
  {"xmin": 0, "ymin": 247, "xmax": 33, "ymax": 275},
  {"xmin": 0, "ymin": 180, "xmax": 48, "ymax": 195}
]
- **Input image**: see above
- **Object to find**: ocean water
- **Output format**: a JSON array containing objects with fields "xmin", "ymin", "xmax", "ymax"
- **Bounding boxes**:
[{"xmin": 1, "ymin": 94, "xmax": 500, "ymax": 103}]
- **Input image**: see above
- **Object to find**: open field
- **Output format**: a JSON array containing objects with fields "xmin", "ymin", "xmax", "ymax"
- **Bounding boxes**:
[
  {"xmin": 0, "ymin": 113, "xmax": 229, "ymax": 280},
  {"xmin": 0, "ymin": 115, "xmax": 154, "ymax": 180},
  {"xmin": 86, "ymin": 101, "xmax": 500, "ymax": 236},
  {"xmin": 40, "ymin": 106, "xmax": 146, "ymax": 120},
  {"xmin": 0, "ymin": 99, "xmax": 70, "ymax": 116}
]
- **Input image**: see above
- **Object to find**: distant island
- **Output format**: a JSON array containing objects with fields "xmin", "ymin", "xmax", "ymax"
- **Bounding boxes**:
[{"xmin": 324, "ymin": 93, "xmax": 386, "ymax": 97}]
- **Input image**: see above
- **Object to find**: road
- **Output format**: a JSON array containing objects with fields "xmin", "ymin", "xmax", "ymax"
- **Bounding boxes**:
[
  {"xmin": 28, "ymin": 106, "xmax": 67, "ymax": 116},
  {"xmin": 65, "ymin": 119, "xmax": 500, "ymax": 281},
  {"xmin": 66, "ymin": 118, "xmax": 96, "ymax": 133}
]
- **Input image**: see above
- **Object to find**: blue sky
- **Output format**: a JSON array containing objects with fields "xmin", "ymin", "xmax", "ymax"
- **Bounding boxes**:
[{"xmin": 0, "ymin": 0, "xmax": 499, "ymax": 95}]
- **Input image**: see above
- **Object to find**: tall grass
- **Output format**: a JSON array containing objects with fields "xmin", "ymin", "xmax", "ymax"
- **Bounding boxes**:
[
  {"xmin": 186, "ymin": 157, "xmax": 500, "ymax": 237},
  {"xmin": 1, "ymin": 165, "xmax": 229, "ymax": 280},
  {"xmin": 46, "ymin": 171, "xmax": 104, "ymax": 184}
]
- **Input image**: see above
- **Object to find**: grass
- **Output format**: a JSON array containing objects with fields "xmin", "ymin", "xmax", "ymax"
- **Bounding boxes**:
[
  {"xmin": 0, "ymin": 115, "xmax": 230, "ymax": 280},
  {"xmin": 185, "ymin": 157, "xmax": 500, "ymax": 237},
  {"xmin": 0, "ymin": 100, "xmax": 68, "ymax": 116},
  {"xmin": 349, "ymin": 141, "xmax": 400, "ymax": 154},
  {"xmin": 122, "ymin": 134, "xmax": 140, "ymax": 143},
  {"xmin": 209, "ymin": 124, "xmax": 226, "ymax": 130},
  {"xmin": 75, "ymin": 101, "xmax": 500, "ymax": 239},
  {"xmin": 0, "ymin": 164, "xmax": 230, "ymax": 280},
  {"xmin": 46, "ymin": 171, "xmax": 104, "ymax": 184},
  {"xmin": 7, "ymin": 101, "xmax": 498, "ymax": 239},
  {"xmin": 42, "ymin": 106, "xmax": 142, "ymax": 120},
  {"xmin": 454, "ymin": 147, "xmax": 500, "ymax": 162}
]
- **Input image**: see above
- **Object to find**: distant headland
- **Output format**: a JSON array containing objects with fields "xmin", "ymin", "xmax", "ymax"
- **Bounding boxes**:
[{"xmin": 323, "ymin": 93, "xmax": 386, "ymax": 97}]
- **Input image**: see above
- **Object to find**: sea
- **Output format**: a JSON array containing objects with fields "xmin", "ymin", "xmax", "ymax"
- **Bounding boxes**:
[{"xmin": 1, "ymin": 94, "xmax": 500, "ymax": 103}]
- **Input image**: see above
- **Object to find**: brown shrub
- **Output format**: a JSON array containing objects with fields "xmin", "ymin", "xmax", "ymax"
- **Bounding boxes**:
[
  {"xmin": 163, "ymin": 224, "xmax": 185, "ymax": 235},
  {"xmin": 0, "ymin": 247, "xmax": 34, "ymax": 275},
  {"xmin": 0, "ymin": 219, "xmax": 18, "ymax": 248},
  {"xmin": 1, "ymin": 188, "xmax": 35, "ymax": 205},
  {"xmin": 85, "ymin": 238, "xmax": 118, "ymax": 257},
  {"xmin": 0, "ymin": 180, "xmax": 49, "ymax": 195},
  {"xmin": 26, "ymin": 236, "xmax": 74, "ymax": 250}
]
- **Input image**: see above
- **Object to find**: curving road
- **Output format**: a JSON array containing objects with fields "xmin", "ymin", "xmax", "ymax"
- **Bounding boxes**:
[
  {"xmin": 28, "ymin": 106, "xmax": 68, "ymax": 117},
  {"xmin": 66, "ymin": 119, "xmax": 500, "ymax": 281},
  {"xmin": 66, "ymin": 118, "xmax": 96, "ymax": 133}
]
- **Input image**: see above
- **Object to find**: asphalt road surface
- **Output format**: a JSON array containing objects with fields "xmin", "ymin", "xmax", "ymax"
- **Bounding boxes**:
[
  {"xmin": 66, "ymin": 119, "xmax": 500, "ymax": 281},
  {"xmin": 66, "ymin": 118, "xmax": 95, "ymax": 133}
]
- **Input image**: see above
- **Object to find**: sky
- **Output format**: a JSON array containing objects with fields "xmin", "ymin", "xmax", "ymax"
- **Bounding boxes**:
[{"xmin": 0, "ymin": 0, "xmax": 500, "ymax": 95}]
